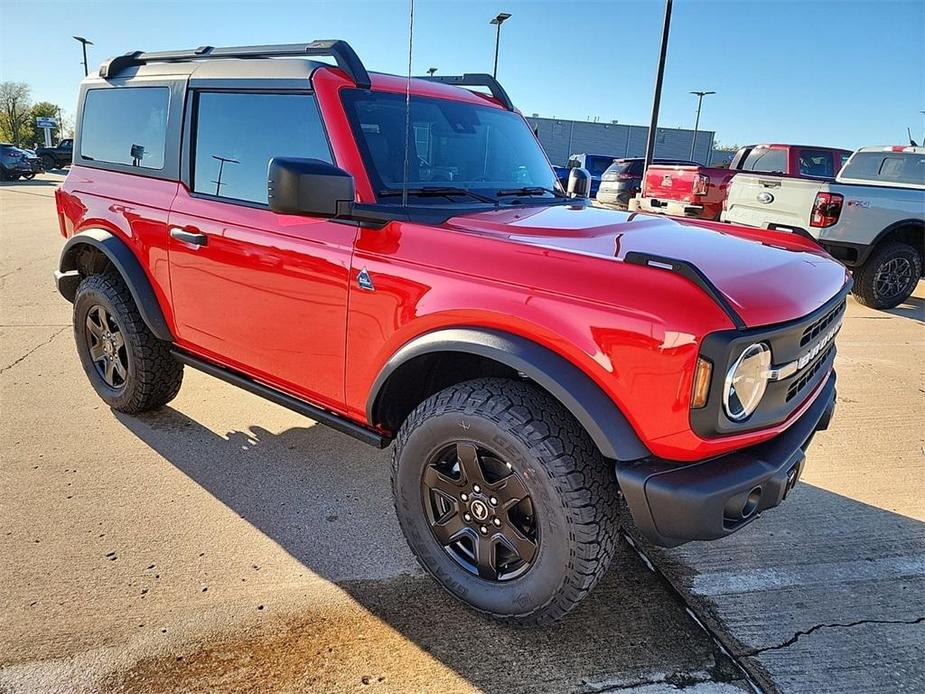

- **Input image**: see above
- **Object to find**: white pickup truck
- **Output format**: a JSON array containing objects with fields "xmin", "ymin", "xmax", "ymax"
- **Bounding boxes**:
[{"xmin": 722, "ymin": 146, "xmax": 924, "ymax": 309}]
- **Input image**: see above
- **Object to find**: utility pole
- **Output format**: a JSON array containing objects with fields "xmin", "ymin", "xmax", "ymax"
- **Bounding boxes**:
[
  {"xmin": 73, "ymin": 36, "xmax": 93, "ymax": 77},
  {"xmin": 490, "ymin": 12, "xmax": 512, "ymax": 79},
  {"xmin": 642, "ymin": 0, "xmax": 672, "ymax": 179},
  {"xmin": 689, "ymin": 90, "xmax": 715, "ymax": 161}
]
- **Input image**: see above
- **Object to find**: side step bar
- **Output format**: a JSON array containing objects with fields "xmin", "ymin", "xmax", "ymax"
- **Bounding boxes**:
[{"xmin": 170, "ymin": 349, "xmax": 389, "ymax": 449}]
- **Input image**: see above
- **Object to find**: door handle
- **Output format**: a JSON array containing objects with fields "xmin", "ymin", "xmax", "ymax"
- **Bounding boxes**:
[{"xmin": 170, "ymin": 227, "xmax": 208, "ymax": 247}]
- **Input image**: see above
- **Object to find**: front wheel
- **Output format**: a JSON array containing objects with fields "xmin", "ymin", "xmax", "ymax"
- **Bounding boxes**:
[
  {"xmin": 391, "ymin": 378, "xmax": 620, "ymax": 625},
  {"xmin": 852, "ymin": 241, "xmax": 921, "ymax": 310},
  {"xmin": 22, "ymin": 172, "xmax": 35, "ymax": 180}
]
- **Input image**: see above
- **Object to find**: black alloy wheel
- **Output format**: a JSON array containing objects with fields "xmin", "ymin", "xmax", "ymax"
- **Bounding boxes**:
[
  {"xmin": 84, "ymin": 304, "xmax": 129, "ymax": 390},
  {"xmin": 873, "ymin": 256, "xmax": 916, "ymax": 303},
  {"xmin": 422, "ymin": 441, "xmax": 538, "ymax": 581}
]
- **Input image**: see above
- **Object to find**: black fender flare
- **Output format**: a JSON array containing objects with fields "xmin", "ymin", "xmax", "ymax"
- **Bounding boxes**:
[
  {"xmin": 56, "ymin": 229, "xmax": 174, "ymax": 342},
  {"xmin": 367, "ymin": 327, "xmax": 650, "ymax": 462}
]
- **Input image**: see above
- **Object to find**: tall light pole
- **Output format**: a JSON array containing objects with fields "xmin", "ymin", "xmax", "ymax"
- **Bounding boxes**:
[
  {"xmin": 642, "ymin": 0, "xmax": 672, "ymax": 178},
  {"xmin": 426, "ymin": 67, "xmax": 438, "ymax": 76},
  {"xmin": 73, "ymin": 36, "xmax": 93, "ymax": 77},
  {"xmin": 490, "ymin": 12, "xmax": 512, "ymax": 79},
  {"xmin": 689, "ymin": 90, "xmax": 715, "ymax": 161}
]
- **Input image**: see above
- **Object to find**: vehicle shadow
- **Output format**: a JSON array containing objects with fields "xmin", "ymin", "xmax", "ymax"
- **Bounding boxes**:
[
  {"xmin": 884, "ymin": 293, "xmax": 924, "ymax": 324},
  {"xmin": 114, "ymin": 407, "xmax": 733, "ymax": 692}
]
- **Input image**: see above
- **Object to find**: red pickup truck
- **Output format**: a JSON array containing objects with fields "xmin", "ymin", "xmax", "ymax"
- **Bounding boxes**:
[
  {"xmin": 54, "ymin": 41, "xmax": 849, "ymax": 625},
  {"xmin": 630, "ymin": 144, "xmax": 852, "ymax": 221}
]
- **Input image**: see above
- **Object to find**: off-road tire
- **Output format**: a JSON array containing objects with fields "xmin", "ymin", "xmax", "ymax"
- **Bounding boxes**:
[
  {"xmin": 73, "ymin": 273, "xmax": 183, "ymax": 413},
  {"xmin": 391, "ymin": 377, "xmax": 621, "ymax": 625},
  {"xmin": 852, "ymin": 241, "xmax": 922, "ymax": 310},
  {"xmin": 41, "ymin": 155, "xmax": 55, "ymax": 171}
]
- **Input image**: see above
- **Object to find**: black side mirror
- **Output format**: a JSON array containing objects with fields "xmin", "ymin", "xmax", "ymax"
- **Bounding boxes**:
[
  {"xmin": 567, "ymin": 167, "xmax": 591, "ymax": 199},
  {"xmin": 268, "ymin": 158, "xmax": 355, "ymax": 217}
]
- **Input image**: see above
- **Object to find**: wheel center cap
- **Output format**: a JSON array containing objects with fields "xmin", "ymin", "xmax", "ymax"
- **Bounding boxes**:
[{"xmin": 469, "ymin": 499, "xmax": 490, "ymax": 521}]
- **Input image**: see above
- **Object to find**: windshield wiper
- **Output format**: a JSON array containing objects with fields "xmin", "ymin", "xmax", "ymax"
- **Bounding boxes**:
[
  {"xmin": 495, "ymin": 186, "xmax": 566, "ymax": 198},
  {"xmin": 378, "ymin": 187, "xmax": 498, "ymax": 203}
]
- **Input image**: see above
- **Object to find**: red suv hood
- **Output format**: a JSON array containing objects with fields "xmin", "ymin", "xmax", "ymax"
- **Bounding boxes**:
[{"xmin": 444, "ymin": 204, "xmax": 849, "ymax": 328}]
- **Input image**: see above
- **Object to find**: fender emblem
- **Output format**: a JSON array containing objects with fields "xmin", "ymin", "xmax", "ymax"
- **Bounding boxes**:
[{"xmin": 357, "ymin": 267, "xmax": 375, "ymax": 291}]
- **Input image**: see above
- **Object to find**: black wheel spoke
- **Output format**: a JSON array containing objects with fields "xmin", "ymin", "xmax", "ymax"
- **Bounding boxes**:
[
  {"xmin": 422, "ymin": 464, "xmax": 463, "ymax": 498},
  {"xmin": 431, "ymin": 511, "xmax": 467, "ymax": 546},
  {"xmin": 499, "ymin": 524, "xmax": 537, "ymax": 565},
  {"xmin": 86, "ymin": 313, "xmax": 104, "ymax": 339},
  {"xmin": 474, "ymin": 536, "xmax": 498, "ymax": 580},
  {"xmin": 104, "ymin": 357, "xmax": 116, "ymax": 385},
  {"xmin": 89, "ymin": 340, "xmax": 105, "ymax": 363},
  {"xmin": 456, "ymin": 442, "xmax": 484, "ymax": 485},
  {"xmin": 492, "ymin": 472, "xmax": 529, "ymax": 509}
]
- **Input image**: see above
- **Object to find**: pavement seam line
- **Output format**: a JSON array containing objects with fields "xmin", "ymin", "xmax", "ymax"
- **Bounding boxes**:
[
  {"xmin": 621, "ymin": 532, "xmax": 761, "ymax": 693},
  {"xmin": 739, "ymin": 616, "xmax": 925, "ymax": 657},
  {"xmin": 0, "ymin": 326, "xmax": 68, "ymax": 374}
]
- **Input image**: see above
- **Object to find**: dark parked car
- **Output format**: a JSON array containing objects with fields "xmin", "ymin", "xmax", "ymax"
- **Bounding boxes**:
[
  {"xmin": 1, "ymin": 144, "xmax": 42, "ymax": 180},
  {"xmin": 36, "ymin": 138, "xmax": 73, "ymax": 171},
  {"xmin": 596, "ymin": 158, "xmax": 696, "ymax": 208}
]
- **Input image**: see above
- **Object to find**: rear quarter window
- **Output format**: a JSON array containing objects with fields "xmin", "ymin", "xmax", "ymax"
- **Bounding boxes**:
[
  {"xmin": 80, "ymin": 87, "xmax": 169, "ymax": 170},
  {"xmin": 840, "ymin": 151, "xmax": 925, "ymax": 186}
]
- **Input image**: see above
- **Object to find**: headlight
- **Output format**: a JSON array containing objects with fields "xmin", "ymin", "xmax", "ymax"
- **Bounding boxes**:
[{"xmin": 723, "ymin": 343, "xmax": 771, "ymax": 421}]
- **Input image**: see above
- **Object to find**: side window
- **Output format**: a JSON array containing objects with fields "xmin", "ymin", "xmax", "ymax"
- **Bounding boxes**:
[
  {"xmin": 798, "ymin": 149, "xmax": 834, "ymax": 178},
  {"xmin": 741, "ymin": 147, "xmax": 787, "ymax": 173},
  {"xmin": 193, "ymin": 92, "xmax": 332, "ymax": 204},
  {"xmin": 839, "ymin": 152, "xmax": 851, "ymax": 170},
  {"xmin": 80, "ymin": 87, "xmax": 169, "ymax": 169}
]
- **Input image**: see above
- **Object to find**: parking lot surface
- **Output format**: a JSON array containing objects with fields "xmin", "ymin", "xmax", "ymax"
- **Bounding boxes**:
[{"xmin": 1, "ymin": 173, "xmax": 922, "ymax": 693}]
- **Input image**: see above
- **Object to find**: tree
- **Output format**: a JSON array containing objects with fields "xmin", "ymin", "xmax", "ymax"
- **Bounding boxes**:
[{"xmin": 0, "ymin": 82, "xmax": 32, "ymax": 146}]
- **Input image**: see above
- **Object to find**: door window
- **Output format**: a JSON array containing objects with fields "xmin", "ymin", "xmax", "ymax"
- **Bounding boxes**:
[
  {"xmin": 192, "ymin": 92, "xmax": 332, "ymax": 204},
  {"xmin": 798, "ymin": 149, "xmax": 835, "ymax": 178}
]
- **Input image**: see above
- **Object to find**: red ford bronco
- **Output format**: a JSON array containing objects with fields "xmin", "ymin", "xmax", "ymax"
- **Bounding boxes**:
[{"xmin": 54, "ymin": 41, "xmax": 849, "ymax": 624}]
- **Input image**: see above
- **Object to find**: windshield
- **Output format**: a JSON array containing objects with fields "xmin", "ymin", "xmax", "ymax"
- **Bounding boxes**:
[{"xmin": 341, "ymin": 90, "xmax": 560, "ymax": 204}]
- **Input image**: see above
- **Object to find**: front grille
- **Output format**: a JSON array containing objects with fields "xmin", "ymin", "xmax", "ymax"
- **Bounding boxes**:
[
  {"xmin": 800, "ymin": 302, "xmax": 844, "ymax": 347},
  {"xmin": 786, "ymin": 343, "xmax": 835, "ymax": 402}
]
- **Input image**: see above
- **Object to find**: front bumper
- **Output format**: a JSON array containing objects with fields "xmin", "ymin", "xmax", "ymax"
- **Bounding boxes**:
[{"xmin": 616, "ymin": 371, "xmax": 836, "ymax": 547}]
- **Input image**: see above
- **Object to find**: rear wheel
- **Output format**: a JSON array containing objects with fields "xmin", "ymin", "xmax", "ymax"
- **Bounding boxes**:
[
  {"xmin": 853, "ymin": 241, "xmax": 921, "ymax": 309},
  {"xmin": 73, "ymin": 273, "xmax": 183, "ymax": 413},
  {"xmin": 41, "ymin": 155, "xmax": 55, "ymax": 171},
  {"xmin": 391, "ymin": 378, "xmax": 620, "ymax": 625}
]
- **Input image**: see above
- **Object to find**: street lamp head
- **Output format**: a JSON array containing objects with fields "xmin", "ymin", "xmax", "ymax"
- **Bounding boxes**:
[
  {"xmin": 690, "ymin": 90, "xmax": 716, "ymax": 97},
  {"xmin": 73, "ymin": 36, "xmax": 94, "ymax": 45},
  {"xmin": 490, "ymin": 12, "xmax": 512, "ymax": 25}
]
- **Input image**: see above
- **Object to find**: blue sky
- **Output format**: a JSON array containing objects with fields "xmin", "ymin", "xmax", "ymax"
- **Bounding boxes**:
[{"xmin": 2, "ymin": 0, "xmax": 923, "ymax": 149}]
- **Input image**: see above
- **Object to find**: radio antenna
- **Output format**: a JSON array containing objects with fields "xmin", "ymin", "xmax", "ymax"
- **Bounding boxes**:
[{"xmin": 401, "ymin": 0, "xmax": 415, "ymax": 207}]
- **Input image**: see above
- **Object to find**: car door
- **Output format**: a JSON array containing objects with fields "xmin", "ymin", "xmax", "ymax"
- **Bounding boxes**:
[{"xmin": 167, "ymin": 90, "xmax": 355, "ymax": 411}]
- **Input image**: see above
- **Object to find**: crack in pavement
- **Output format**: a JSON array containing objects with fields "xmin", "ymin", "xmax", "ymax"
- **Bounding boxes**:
[
  {"xmin": 0, "ymin": 326, "xmax": 68, "ymax": 373},
  {"xmin": 739, "ymin": 616, "xmax": 925, "ymax": 657}
]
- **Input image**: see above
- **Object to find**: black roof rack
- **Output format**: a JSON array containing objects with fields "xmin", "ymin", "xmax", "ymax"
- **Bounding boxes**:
[
  {"xmin": 416, "ymin": 73, "xmax": 514, "ymax": 110},
  {"xmin": 99, "ymin": 39, "xmax": 371, "ymax": 88}
]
